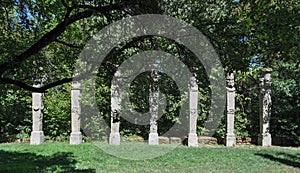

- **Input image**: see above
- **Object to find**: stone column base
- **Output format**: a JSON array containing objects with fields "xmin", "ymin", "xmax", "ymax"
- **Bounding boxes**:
[
  {"xmin": 109, "ymin": 132, "xmax": 120, "ymax": 145},
  {"xmin": 70, "ymin": 132, "xmax": 82, "ymax": 145},
  {"xmin": 148, "ymin": 133, "xmax": 159, "ymax": 145},
  {"xmin": 188, "ymin": 133, "xmax": 198, "ymax": 147},
  {"xmin": 30, "ymin": 131, "xmax": 44, "ymax": 145},
  {"xmin": 225, "ymin": 134, "xmax": 236, "ymax": 147},
  {"xmin": 258, "ymin": 133, "xmax": 272, "ymax": 146}
]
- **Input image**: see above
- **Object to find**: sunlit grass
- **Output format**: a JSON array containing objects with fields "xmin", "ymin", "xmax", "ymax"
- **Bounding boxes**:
[{"xmin": 0, "ymin": 142, "xmax": 299, "ymax": 172}]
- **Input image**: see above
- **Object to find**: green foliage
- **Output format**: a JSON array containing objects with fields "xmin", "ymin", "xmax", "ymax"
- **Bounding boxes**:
[
  {"xmin": 234, "ymin": 69, "xmax": 261, "ymax": 138},
  {"xmin": 82, "ymin": 78, "xmax": 109, "ymax": 141},
  {"xmin": 43, "ymin": 84, "xmax": 71, "ymax": 141},
  {"xmin": 0, "ymin": 86, "xmax": 31, "ymax": 142},
  {"xmin": 0, "ymin": 0, "xmax": 299, "ymax": 144},
  {"xmin": 271, "ymin": 61, "xmax": 300, "ymax": 145}
]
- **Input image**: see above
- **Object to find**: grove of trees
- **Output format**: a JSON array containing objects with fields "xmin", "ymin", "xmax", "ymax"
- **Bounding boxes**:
[{"xmin": 0, "ymin": 0, "xmax": 299, "ymax": 145}]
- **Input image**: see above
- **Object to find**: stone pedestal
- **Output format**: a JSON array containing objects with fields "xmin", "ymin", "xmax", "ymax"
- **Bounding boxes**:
[
  {"xmin": 188, "ymin": 133, "xmax": 198, "ymax": 147},
  {"xmin": 70, "ymin": 81, "xmax": 82, "ymax": 145},
  {"xmin": 30, "ymin": 85, "xmax": 44, "ymax": 145},
  {"xmin": 226, "ymin": 134, "xmax": 236, "ymax": 147},
  {"xmin": 225, "ymin": 73, "xmax": 236, "ymax": 147},
  {"xmin": 70, "ymin": 132, "xmax": 82, "ymax": 144},
  {"xmin": 30, "ymin": 131, "xmax": 44, "ymax": 145},
  {"xmin": 148, "ymin": 63, "xmax": 159, "ymax": 145},
  {"xmin": 109, "ymin": 132, "xmax": 121, "ymax": 145},
  {"xmin": 258, "ymin": 68, "xmax": 273, "ymax": 146},
  {"xmin": 148, "ymin": 133, "xmax": 159, "ymax": 145},
  {"xmin": 188, "ymin": 74, "xmax": 198, "ymax": 147},
  {"xmin": 258, "ymin": 133, "xmax": 272, "ymax": 146},
  {"xmin": 110, "ymin": 69, "xmax": 121, "ymax": 145}
]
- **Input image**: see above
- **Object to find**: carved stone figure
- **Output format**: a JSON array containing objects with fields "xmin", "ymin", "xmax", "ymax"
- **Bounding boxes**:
[
  {"xmin": 110, "ymin": 68, "xmax": 121, "ymax": 145},
  {"xmin": 226, "ymin": 73, "xmax": 235, "ymax": 88},
  {"xmin": 30, "ymin": 84, "xmax": 44, "ymax": 145},
  {"xmin": 225, "ymin": 73, "xmax": 236, "ymax": 147},
  {"xmin": 70, "ymin": 81, "xmax": 82, "ymax": 145},
  {"xmin": 149, "ymin": 62, "xmax": 159, "ymax": 145},
  {"xmin": 258, "ymin": 68, "xmax": 272, "ymax": 146},
  {"xmin": 188, "ymin": 74, "xmax": 198, "ymax": 147}
]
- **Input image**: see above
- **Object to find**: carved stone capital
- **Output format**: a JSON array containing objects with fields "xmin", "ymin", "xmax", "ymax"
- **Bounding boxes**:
[
  {"xmin": 262, "ymin": 68, "xmax": 272, "ymax": 88},
  {"xmin": 226, "ymin": 73, "xmax": 234, "ymax": 88},
  {"xmin": 189, "ymin": 76, "xmax": 198, "ymax": 91},
  {"xmin": 71, "ymin": 81, "xmax": 81, "ymax": 90}
]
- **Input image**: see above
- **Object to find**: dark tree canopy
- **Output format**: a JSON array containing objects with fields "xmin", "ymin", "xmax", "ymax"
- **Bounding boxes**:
[{"xmin": 1, "ymin": 0, "xmax": 298, "ymax": 92}]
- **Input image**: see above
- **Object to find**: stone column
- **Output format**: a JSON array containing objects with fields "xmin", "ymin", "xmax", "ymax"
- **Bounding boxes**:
[
  {"xmin": 30, "ymin": 84, "xmax": 44, "ymax": 145},
  {"xmin": 109, "ymin": 69, "xmax": 121, "ymax": 145},
  {"xmin": 225, "ymin": 73, "xmax": 236, "ymax": 147},
  {"xmin": 188, "ymin": 72, "xmax": 198, "ymax": 147},
  {"xmin": 258, "ymin": 68, "xmax": 272, "ymax": 146},
  {"xmin": 149, "ymin": 63, "xmax": 159, "ymax": 145},
  {"xmin": 70, "ymin": 81, "xmax": 82, "ymax": 145}
]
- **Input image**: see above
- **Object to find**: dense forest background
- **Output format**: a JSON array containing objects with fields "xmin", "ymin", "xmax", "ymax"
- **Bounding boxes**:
[{"xmin": 0, "ymin": 0, "xmax": 299, "ymax": 145}]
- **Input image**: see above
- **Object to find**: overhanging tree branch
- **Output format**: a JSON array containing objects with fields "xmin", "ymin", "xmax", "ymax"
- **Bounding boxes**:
[
  {"xmin": 0, "ymin": 9, "xmax": 93, "ymax": 76},
  {"xmin": 0, "ymin": 2, "xmax": 129, "ymax": 76},
  {"xmin": 0, "ymin": 74, "xmax": 93, "ymax": 92}
]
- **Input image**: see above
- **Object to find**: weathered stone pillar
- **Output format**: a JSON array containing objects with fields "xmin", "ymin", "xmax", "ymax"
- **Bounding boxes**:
[
  {"xmin": 70, "ymin": 81, "xmax": 82, "ymax": 145},
  {"xmin": 225, "ymin": 73, "xmax": 236, "ymax": 147},
  {"xmin": 188, "ymin": 72, "xmax": 198, "ymax": 147},
  {"xmin": 258, "ymin": 68, "xmax": 272, "ymax": 146},
  {"xmin": 109, "ymin": 69, "xmax": 121, "ymax": 145},
  {"xmin": 149, "ymin": 63, "xmax": 159, "ymax": 145},
  {"xmin": 30, "ymin": 84, "xmax": 44, "ymax": 145}
]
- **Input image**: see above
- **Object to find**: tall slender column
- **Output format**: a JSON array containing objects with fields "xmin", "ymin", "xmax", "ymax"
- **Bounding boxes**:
[
  {"xmin": 188, "ymin": 71, "xmax": 198, "ymax": 147},
  {"xmin": 258, "ymin": 68, "xmax": 272, "ymax": 146},
  {"xmin": 30, "ymin": 84, "xmax": 44, "ymax": 145},
  {"xmin": 225, "ymin": 73, "xmax": 236, "ymax": 147},
  {"xmin": 149, "ymin": 63, "xmax": 159, "ymax": 145},
  {"xmin": 70, "ymin": 81, "xmax": 82, "ymax": 144},
  {"xmin": 109, "ymin": 69, "xmax": 121, "ymax": 145}
]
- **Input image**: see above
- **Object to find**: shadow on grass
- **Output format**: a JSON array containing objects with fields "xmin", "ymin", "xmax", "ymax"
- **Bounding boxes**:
[
  {"xmin": 255, "ymin": 151, "xmax": 300, "ymax": 168},
  {"xmin": 0, "ymin": 150, "xmax": 95, "ymax": 172}
]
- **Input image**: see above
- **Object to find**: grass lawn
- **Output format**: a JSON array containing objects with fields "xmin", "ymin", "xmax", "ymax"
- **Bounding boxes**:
[{"xmin": 0, "ymin": 142, "xmax": 299, "ymax": 173}]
